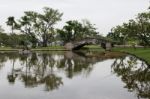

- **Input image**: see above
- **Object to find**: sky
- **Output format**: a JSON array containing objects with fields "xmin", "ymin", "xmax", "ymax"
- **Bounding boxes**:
[{"xmin": 0, "ymin": 0, "xmax": 149, "ymax": 35}]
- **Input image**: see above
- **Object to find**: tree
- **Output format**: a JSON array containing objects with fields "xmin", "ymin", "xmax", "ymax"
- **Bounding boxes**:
[
  {"xmin": 0, "ymin": 33, "xmax": 9, "ymax": 46},
  {"xmin": 6, "ymin": 16, "xmax": 18, "ymax": 34},
  {"xmin": 57, "ymin": 20, "xmax": 82, "ymax": 43},
  {"xmin": 82, "ymin": 19, "xmax": 98, "ymax": 38},
  {"xmin": 108, "ymin": 7, "xmax": 150, "ymax": 46},
  {"xmin": 136, "ymin": 12, "xmax": 150, "ymax": 46},
  {"xmin": 107, "ymin": 25, "xmax": 127, "ymax": 45},
  {"xmin": 19, "ymin": 11, "xmax": 38, "ymax": 48},
  {"xmin": 35, "ymin": 7, "xmax": 63, "ymax": 47},
  {"xmin": 57, "ymin": 20, "xmax": 98, "ymax": 43}
]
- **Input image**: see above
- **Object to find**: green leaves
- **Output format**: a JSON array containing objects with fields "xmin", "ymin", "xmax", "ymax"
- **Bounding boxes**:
[
  {"xmin": 58, "ymin": 20, "xmax": 98, "ymax": 43},
  {"xmin": 5, "ymin": 7, "xmax": 99, "ymax": 47},
  {"xmin": 109, "ymin": 7, "xmax": 150, "ymax": 46},
  {"xmin": 6, "ymin": 17, "xmax": 15, "ymax": 26},
  {"xmin": 35, "ymin": 7, "xmax": 63, "ymax": 47},
  {"xmin": 0, "ymin": 25, "xmax": 4, "ymax": 33},
  {"xmin": 6, "ymin": 7, "xmax": 63, "ymax": 47},
  {"xmin": 6, "ymin": 16, "xmax": 19, "ymax": 34}
]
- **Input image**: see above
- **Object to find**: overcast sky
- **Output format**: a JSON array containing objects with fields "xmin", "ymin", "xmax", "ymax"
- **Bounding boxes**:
[{"xmin": 0, "ymin": 0, "xmax": 149, "ymax": 35}]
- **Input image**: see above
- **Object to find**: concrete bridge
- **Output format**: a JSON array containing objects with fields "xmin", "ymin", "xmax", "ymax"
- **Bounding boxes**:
[{"xmin": 64, "ymin": 37, "xmax": 114, "ymax": 51}]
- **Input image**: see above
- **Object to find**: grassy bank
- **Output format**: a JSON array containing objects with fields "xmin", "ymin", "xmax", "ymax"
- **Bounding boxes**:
[
  {"xmin": 112, "ymin": 47, "xmax": 150, "ymax": 65},
  {"xmin": 81, "ymin": 45, "xmax": 105, "ymax": 51},
  {"xmin": 0, "ymin": 46, "xmax": 66, "ymax": 51},
  {"xmin": 0, "ymin": 47, "xmax": 18, "ymax": 51},
  {"xmin": 84, "ymin": 46, "xmax": 150, "ymax": 65},
  {"xmin": 0, "ymin": 45, "xmax": 103, "ymax": 51},
  {"xmin": 0, "ymin": 46, "xmax": 149, "ymax": 65},
  {"xmin": 31, "ymin": 46, "xmax": 66, "ymax": 51}
]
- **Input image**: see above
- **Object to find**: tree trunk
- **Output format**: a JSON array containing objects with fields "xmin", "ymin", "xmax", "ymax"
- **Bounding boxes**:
[
  {"xmin": 43, "ymin": 40, "xmax": 47, "ymax": 47},
  {"xmin": 42, "ymin": 33, "xmax": 48, "ymax": 47}
]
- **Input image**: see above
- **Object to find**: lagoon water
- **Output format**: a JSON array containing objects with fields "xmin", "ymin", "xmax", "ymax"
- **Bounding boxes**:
[{"xmin": 0, "ymin": 51, "xmax": 149, "ymax": 99}]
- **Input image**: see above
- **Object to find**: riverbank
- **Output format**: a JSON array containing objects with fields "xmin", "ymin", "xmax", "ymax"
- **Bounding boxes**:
[
  {"xmin": 0, "ymin": 45, "xmax": 103, "ymax": 51},
  {"xmin": 83, "ymin": 46, "xmax": 150, "ymax": 65},
  {"xmin": 0, "ymin": 46, "xmax": 67, "ymax": 51},
  {"xmin": 0, "ymin": 46, "xmax": 149, "ymax": 65},
  {"xmin": 84, "ymin": 46, "xmax": 150, "ymax": 65},
  {"xmin": 112, "ymin": 47, "xmax": 150, "ymax": 65}
]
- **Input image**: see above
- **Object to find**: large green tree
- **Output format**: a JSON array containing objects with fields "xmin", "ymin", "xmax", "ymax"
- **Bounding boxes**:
[
  {"xmin": 136, "ymin": 12, "xmax": 150, "ymax": 46},
  {"xmin": 57, "ymin": 20, "xmax": 98, "ymax": 43},
  {"xmin": 108, "ymin": 7, "xmax": 150, "ymax": 46},
  {"xmin": 8, "ymin": 7, "xmax": 63, "ymax": 47},
  {"xmin": 35, "ymin": 7, "xmax": 63, "ymax": 47},
  {"xmin": 19, "ymin": 11, "xmax": 38, "ymax": 48}
]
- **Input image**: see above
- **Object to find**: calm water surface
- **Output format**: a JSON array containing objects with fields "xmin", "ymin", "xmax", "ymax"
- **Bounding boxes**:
[{"xmin": 0, "ymin": 51, "xmax": 149, "ymax": 99}]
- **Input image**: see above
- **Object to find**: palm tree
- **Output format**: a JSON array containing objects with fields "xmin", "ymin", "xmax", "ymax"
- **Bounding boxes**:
[{"xmin": 6, "ymin": 16, "xmax": 16, "ymax": 34}]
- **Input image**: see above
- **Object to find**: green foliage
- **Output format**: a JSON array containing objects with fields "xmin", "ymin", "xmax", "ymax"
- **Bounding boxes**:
[
  {"xmin": 0, "ymin": 33, "xmax": 9, "ymax": 46},
  {"xmin": 5, "ymin": 7, "xmax": 101, "ymax": 48},
  {"xmin": 6, "ymin": 16, "xmax": 19, "ymax": 34},
  {"xmin": 0, "ymin": 33, "xmax": 32, "ymax": 48},
  {"xmin": 6, "ymin": 7, "xmax": 63, "ymax": 47},
  {"xmin": 57, "ymin": 20, "xmax": 98, "ymax": 43},
  {"xmin": 19, "ymin": 11, "xmax": 38, "ymax": 48},
  {"xmin": 35, "ymin": 7, "xmax": 63, "ymax": 47},
  {"xmin": 0, "ymin": 25, "xmax": 4, "ymax": 33},
  {"xmin": 108, "ymin": 7, "xmax": 150, "ymax": 46}
]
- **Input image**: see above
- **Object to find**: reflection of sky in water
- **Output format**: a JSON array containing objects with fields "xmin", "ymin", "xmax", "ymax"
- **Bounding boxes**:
[{"xmin": 0, "ymin": 52, "xmax": 149, "ymax": 99}]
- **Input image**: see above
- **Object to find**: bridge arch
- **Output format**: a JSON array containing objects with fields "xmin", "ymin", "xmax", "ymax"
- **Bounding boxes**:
[{"xmin": 64, "ymin": 38, "xmax": 113, "ymax": 51}]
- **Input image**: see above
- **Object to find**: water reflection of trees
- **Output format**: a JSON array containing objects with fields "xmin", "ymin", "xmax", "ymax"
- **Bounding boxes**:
[
  {"xmin": 0, "ymin": 51, "xmax": 100, "ymax": 91},
  {"xmin": 111, "ymin": 56, "xmax": 150, "ymax": 99},
  {"xmin": 0, "ymin": 51, "xmax": 127, "ymax": 92},
  {"xmin": 8, "ymin": 53, "xmax": 63, "ymax": 91},
  {"xmin": 0, "ymin": 52, "xmax": 19, "ymax": 70}
]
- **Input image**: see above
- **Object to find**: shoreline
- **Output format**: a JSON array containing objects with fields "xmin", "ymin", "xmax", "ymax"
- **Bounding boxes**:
[{"xmin": 0, "ymin": 47, "xmax": 149, "ymax": 65}]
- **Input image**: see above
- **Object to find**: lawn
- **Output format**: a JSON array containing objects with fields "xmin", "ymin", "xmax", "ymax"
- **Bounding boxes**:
[
  {"xmin": 81, "ymin": 45, "xmax": 105, "ymax": 51},
  {"xmin": 31, "ymin": 46, "xmax": 66, "ymax": 51},
  {"xmin": 0, "ymin": 47, "xmax": 18, "ymax": 51},
  {"xmin": 112, "ymin": 47, "xmax": 150, "ymax": 65}
]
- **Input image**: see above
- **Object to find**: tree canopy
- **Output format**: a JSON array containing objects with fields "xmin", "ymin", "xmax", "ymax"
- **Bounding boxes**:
[
  {"xmin": 107, "ymin": 7, "xmax": 150, "ymax": 46},
  {"xmin": 6, "ymin": 7, "xmax": 63, "ymax": 47},
  {"xmin": 4, "ymin": 7, "xmax": 99, "ymax": 48},
  {"xmin": 57, "ymin": 20, "xmax": 98, "ymax": 43}
]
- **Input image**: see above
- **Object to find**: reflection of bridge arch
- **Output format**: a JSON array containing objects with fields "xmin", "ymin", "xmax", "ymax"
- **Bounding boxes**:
[{"xmin": 64, "ymin": 38, "xmax": 114, "ymax": 50}]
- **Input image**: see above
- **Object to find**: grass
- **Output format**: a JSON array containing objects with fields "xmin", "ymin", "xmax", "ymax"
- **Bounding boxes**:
[
  {"xmin": 0, "ymin": 47, "xmax": 18, "ymax": 51},
  {"xmin": 81, "ymin": 45, "xmax": 105, "ymax": 51},
  {"xmin": 112, "ymin": 47, "xmax": 150, "ymax": 65},
  {"xmin": 0, "ymin": 46, "xmax": 66, "ymax": 51},
  {"xmin": 31, "ymin": 46, "xmax": 66, "ymax": 51}
]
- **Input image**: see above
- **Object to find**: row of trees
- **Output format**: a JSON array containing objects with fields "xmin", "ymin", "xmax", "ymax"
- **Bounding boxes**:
[
  {"xmin": 6, "ymin": 7, "xmax": 63, "ymax": 47},
  {"xmin": 2, "ymin": 7, "xmax": 98, "ymax": 48},
  {"xmin": 0, "ymin": 33, "xmax": 32, "ymax": 48},
  {"xmin": 107, "ymin": 7, "xmax": 150, "ymax": 46}
]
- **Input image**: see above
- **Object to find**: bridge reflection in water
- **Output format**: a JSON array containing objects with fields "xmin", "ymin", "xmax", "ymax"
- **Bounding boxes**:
[{"xmin": 0, "ymin": 51, "xmax": 149, "ymax": 99}]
